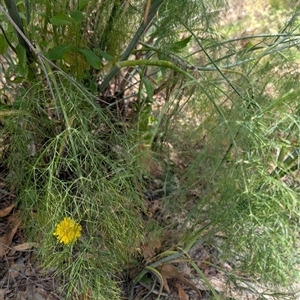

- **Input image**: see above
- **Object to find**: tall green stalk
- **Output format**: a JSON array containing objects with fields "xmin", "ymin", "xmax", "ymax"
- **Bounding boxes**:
[{"xmin": 97, "ymin": 0, "xmax": 164, "ymax": 93}]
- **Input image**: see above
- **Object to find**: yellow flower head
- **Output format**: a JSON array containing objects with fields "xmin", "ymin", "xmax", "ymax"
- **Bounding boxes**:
[{"xmin": 53, "ymin": 217, "xmax": 82, "ymax": 245}]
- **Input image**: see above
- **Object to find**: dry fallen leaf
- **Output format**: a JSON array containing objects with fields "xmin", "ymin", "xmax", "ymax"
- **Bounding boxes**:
[
  {"xmin": 9, "ymin": 263, "xmax": 20, "ymax": 279},
  {"xmin": 0, "ymin": 203, "xmax": 15, "ymax": 218},
  {"xmin": 29, "ymin": 285, "xmax": 47, "ymax": 300},
  {"xmin": 176, "ymin": 282, "xmax": 189, "ymax": 300},
  {"xmin": 140, "ymin": 234, "xmax": 162, "ymax": 262},
  {"xmin": 0, "ymin": 215, "xmax": 22, "ymax": 257},
  {"xmin": 141, "ymin": 244, "xmax": 155, "ymax": 261},
  {"xmin": 158, "ymin": 264, "xmax": 202, "ymax": 299},
  {"xmin": 13, "ymin": 242, "xmax": 36, "ymax": 251},
  {"xmin": 162, "ymin": 277, "xmax": 171, "ymax": 293},
  {"xmin": 0, "ymin": 289, "xmax": 6, "ymax": 300}
]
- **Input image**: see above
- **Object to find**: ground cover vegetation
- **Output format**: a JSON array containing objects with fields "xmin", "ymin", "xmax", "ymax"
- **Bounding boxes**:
[{"xmin": 0, "ymin": 0, "xmax": 300, "ymax": 299}]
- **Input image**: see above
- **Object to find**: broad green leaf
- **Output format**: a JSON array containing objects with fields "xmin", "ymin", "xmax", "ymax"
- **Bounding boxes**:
[
  {"xmin": 98, "ymin": 49, "xmax": 113, "ymax": 61},
  {"xmin": 0, "ymin": 35, "xmax": 9, "ymax": 54},
  {"xmin": 70, "ymin": 10, "xmax": 84, "ymax": 24},
  {"xmin": 50, "ymin": 13, "xmax": 72, "ymax": 25},
  {"xmin": 142, "ymin": 78, "xmax": 154, "ymax": 103},
  {"xmin": 47, "ymin": 45, "xmax": 73, "ymax": 60},
  {"xmin": 78, "ymin": 0, "xmax": 90, "ymax": 11},
  {"xmin": 14, "ymin": 64, "xmax": 28, "ymax": 78},
  {"xmin": 170, "ymin": 35, "xmax": 192, "ymax": 52},
  {"xmin": 78, "ymin": 48, "xmax": 102, "ymax": 69},
  {"xmin": 139, "ymin": 105, "xmax": 151, "ymax": 132},
  {"xmin": 11, "ymin": 76, "xmax": 25, "ymax": 83},
  {"xmin": 15, "ymin": 44, "xmax": 26, "ymax": 69},
  {"xmin": 19, "ymin": 13, "xmax": 26, "ymax": 20}
]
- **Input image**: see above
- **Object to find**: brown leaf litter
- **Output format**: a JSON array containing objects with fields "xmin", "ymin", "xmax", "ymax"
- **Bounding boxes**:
[{"xmin": 0, "ymin": 183, "xmax": 63, "ymax": 300}]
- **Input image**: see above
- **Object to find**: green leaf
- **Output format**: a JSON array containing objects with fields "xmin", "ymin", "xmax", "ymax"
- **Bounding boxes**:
[
  {"xmin": 15, "ymin": 44, "xmax": 26, "ymax": 69},
  {"xmin": 47, "ymin": 45, "xmax": 73, "ymax": 60},
  {"xmin": 78, "ymin": 48, "xmax": 102, "ymax": 69},
  {"xmin": 98, "ymin": 49, "xmax": 113, "ymax": 61},
  {"xmin": 50, "ymin": 13, "xmax": 72, "ymax": 25},
  {"xmin": 138, "ymin": 105, "xmax": 151, "ymax": 132},
  {"xmin": 10, "ymin": 76, "xmax": 25, "ymax": 83},
  {"xmin": 142, "ymin": 78, "xmax": 154, "ymax": 103},
  {"xmin": 170, "ymin": 35, "xmax": 192, "ymax": 52},
  {"xmin": 13, "ymin": 44, "xmax": 28, "ymax": 77},
  {"xmin": 70, "ymin": 10, "xmax": 84, "ymax": 24},
  {"xmin": 0, "ymin": 35, "xmax": 9, "ymax": 54},
  {"xmin": 78, "ymin": 0, "xmax": 90, "ymax": 11}
]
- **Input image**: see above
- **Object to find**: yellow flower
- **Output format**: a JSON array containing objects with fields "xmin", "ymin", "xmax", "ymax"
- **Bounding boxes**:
[{"xmin": 53, "ymin": 217, "xmax": 82, "ymax": 245}]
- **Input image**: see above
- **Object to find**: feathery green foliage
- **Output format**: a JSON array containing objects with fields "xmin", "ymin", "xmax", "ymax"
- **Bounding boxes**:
[{"xmin": 0, "ymin": 0, "xmax": 300, "ymax": 299}]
